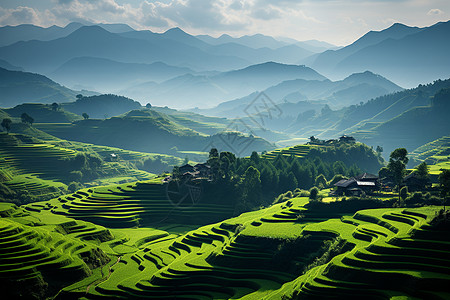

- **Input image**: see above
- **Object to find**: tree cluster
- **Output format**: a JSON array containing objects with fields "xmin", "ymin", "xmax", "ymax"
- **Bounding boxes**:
[{"xmin": 188, "ymin": 148, "xmax": 363, "ymax": 213}]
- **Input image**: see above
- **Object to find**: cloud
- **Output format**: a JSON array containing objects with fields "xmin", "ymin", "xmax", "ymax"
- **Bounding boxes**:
[
  {"xmin": 427, "ymin": 8, "xmax": 443, "ymax": 15},
  {"xmin": 251, "ymin": 6, "xmax": 282, "ymax": 20},
  {"xmin": 0, "ymin": 6, "xmax": 41, "ymax": 26},
  {"xmin": 0, "ymin": 0, "xmax": 448, "ymax": 45}
]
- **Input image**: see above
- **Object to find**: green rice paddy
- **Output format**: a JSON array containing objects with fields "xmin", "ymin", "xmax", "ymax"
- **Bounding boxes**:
[
  {"xmin": 2, "ymin": 185, "xmax": 448, "ymax": 299},
  {"xmin": 262, "ymin": 144, "xmax": 319, "ymax": 160}
]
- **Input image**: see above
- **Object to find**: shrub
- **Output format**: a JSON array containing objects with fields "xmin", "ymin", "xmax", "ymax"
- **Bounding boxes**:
[{"xmin": 309, "ymin": 187, "xmax": 319, "ymax": 201}]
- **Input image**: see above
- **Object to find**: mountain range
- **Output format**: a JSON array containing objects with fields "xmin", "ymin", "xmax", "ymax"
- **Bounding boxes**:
[
  {"xmin": 310, "ymin": 21, "xmax": 450, "ymax": 87},
  {"xmin": 194, "ymin": 70, "xmax": 403, "ymax": 118},
  {"xmin": 0, "ymin": 20, "xmax": 447, "ymax": 109}
]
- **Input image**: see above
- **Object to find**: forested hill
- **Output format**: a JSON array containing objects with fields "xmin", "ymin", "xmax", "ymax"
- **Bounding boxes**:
[
  {"xmin": 337, "ymin": 78, "xmax": 450, "ymax": 131},
  {"xmin": 61, "ymin": 94, "xmax": 142, "ymax": 119},
  {"xmin": 0, "ymin": 67, "xmax": 77, "ymax": 107}
]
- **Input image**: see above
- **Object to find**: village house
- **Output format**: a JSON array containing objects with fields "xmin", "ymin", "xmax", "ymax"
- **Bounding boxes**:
[{"xmin": 333, "ymin": 173, "xmax": 379, "ymax": 196}]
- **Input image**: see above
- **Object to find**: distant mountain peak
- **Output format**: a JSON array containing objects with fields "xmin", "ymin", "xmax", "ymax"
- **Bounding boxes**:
[
  {"xmin": 67, "ymin": 25, "xmax": 114, "ymax": 39},
  {"xmin": 165, "ymin": 27, "xmax": 187, "ymax": 34},
  {"xmin": 219, "ymin": 33, "xmax": 232, "ymax": 38}
]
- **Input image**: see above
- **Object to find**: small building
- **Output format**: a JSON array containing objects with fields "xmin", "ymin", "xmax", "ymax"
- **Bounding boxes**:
[
  {"xmin": 334, "ymin": 173, "xmax": 378, "ymax": 196},
  {"xmin": 179, "ymin": 164, "xmax": 195, "ymax": 174},
  {"xmin": 339, "ymin": 135, "xmax": 356, "ymax": 143}
]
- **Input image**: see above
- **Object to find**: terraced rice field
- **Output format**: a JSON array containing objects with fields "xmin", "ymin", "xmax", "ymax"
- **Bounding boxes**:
[
  {"xmin": 272, "ymin": 206, "xmax": 450, "ymax": 299},
  {"xmin": 410, "ymin": 136, "xmax": 450, "ymax": 164},
  {"xmin": 25, "ymin": 179, "xmax": 236, "ymax": 228},
  {"xmin": 0, "ymin": 203, "xmax": 113, "ymax": 298},
  {"xmin": 0, "ymin": 133, "xmax": 77, "ymax": 180},
  {"xmin": 262, "ymin": 144, "xmax": 318, "ymax": 159},
  {"xmin": 66, "ymin": 196, "xmax": 447, "ymax": 300},
  {"xmin": 1, "ymin": 180, "xmax": 449, "ymax": 299}
]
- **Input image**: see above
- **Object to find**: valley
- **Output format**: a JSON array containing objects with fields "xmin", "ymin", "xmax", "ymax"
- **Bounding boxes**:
[{"xmin": 0, "ymin": 11, "xmax": 449, "ymax": 300}]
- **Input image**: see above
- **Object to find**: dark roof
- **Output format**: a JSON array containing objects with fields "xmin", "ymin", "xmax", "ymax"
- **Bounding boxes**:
[
  {"xmin": 194, "ymin": 163, "xmax": 210, "ymax": 169},
  {"xmin": 335, "ymin": 178, "xmax": 356, "ymax": 188},
  {"xmin": 179, "ymin": 164, "xmax": 195, "ymax": 170},
  {"xmin": 355, "ymin": 173, "xmax": 378, "ymax": 181}
]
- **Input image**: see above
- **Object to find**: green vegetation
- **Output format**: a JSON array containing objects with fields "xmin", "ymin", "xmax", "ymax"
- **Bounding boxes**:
[
  {"xmin": 2, "ymin": 193, "xmax": 448, "ymax": 299},
  {"xmin": 33, "ymin": 109, "xmax": 275, "ymax": 157},
  {"xmin": 4, "ymin": 103, "xmax": 82, "ymax": 123},
  {"xmin": 0, "ymin": 67, "xmax": 79, "ymax": 107},
  {"xmin": 0, "ymin": 131, "xmax": 188, "ymax": 205},
  {"xmin": 61, "ymin": 94, "xmax": 142, "ymax": 119},
  {"xmin": 26, "ymin": 178, "xmax": 235, "ymax": 228},
  {"xmin": 168, "ymin": 143, "xmax": 382, "ymax": 213}
]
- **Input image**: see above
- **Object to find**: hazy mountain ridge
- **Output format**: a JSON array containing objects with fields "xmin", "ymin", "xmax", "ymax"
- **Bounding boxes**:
[
  {"xmin": 310, "ymin": 21, "xmax": 450, "ymax": 87},
  {"xmin": 0, "ymin": 67, "xmax": 78, "ymax": 107},
  {"xmin": 121, "ymin": 62, "xmax": 326, "ymax": 108},
  {"xmin": 51, "ymin": 57, "xmax": 194, "ymax": 92},
  {"xmin": 196, "ymin": 70, "xmax": 402, "ymax": 118}
]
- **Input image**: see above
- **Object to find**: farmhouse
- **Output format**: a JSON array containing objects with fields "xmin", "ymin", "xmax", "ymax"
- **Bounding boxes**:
[
  {"xmin": 339, "ymin": 135, "xmax": 356, "ymax": 143},
  {"xmin": 175, "ymin": 163, "xmax": 212, "ymax": 182},
  {"xmin": 179, "ymin": 164, "xmax": 195, "ymax": 174},
  {"xmin": 334, "ymin": 173, "xmax": 379, "ymax": 196}
]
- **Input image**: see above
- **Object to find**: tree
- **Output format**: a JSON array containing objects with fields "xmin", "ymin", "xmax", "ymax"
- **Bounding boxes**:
[
  {"xmin": 376, "ymin": 146, "xmax": 383, "ymax": 154},
  {"xmin": 415, "ymin": 162, "xmax": 429, "ymax": 180},
  {"xmin": 146, "ymin": 103, "xmax": 152, "ymax": 109},
  {"xmin": 82, "ymin": 113, "xmax": 89, "ymax": 120},
  {"xmin": 208, "ymin": 148, "xmax": 220, "ymax": 181},
  {"xmin": 51, "ymin": 102, "xmax": 59, "ymax": 111},
  {"xmin": 439, "ymin": 169, "xmax": 450, "ymax": 199},
  {"xmin": 315, "ymin": 174, "xmax": 327, "ymax": 189},
  {"xmin": 20, "ymin": 113, "xmax": 34, "ymax": 125},
  {"xmin": 387, "ymin": 148, "xmax": 408, "ymax": 197},
  {"xmin": 209, "ymin": 148, "xmax": 219, "ymax": 159},
  {"xmin": 309, "ymin": 187, "xmax": 319, "ymax": 201},
  {"xmin": 250, "ymin": 151, "xmax": 260, "ymax": 164},
  {"xmin": 1, "ymin": 118, "xmax": 12, "ymax": 134},
  {"xmin": 242, "ymin": 166, "xmax": 262, "ymax": 207},
  {"xmin": 76, "ymin": 94, "xmax": 84, "ymax": 100}
]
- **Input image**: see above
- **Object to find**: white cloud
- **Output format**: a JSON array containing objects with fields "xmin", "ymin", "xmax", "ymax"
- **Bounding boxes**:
[
  {"xmin": 427, "ymin": 8, "xmax": 443, "ymax": 15},
  {"xmin": 0, "ymin": 6, "xmax": 41, "ymax": 26},
  {"xmin": 0, "ymin": 0, "xmax": 449, "ymax": 45}
]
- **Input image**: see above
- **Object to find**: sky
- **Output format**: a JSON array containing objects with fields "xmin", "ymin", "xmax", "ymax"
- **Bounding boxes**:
[{"xmin": 0, "ymin": 0, "xmax": 449, "ymax": 45}]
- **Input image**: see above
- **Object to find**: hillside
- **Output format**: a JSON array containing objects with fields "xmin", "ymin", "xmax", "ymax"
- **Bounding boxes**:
[
  {"xmin": 311, "ymin": 22, "xmax": 423, "ymax": 76},
  {"xmin": 61, "ymin": 94, "xmax": 142, "ymax": 119},
  {"xmin": 4, "ymin": 103, "xmax": 82, "ymax": 123},
  {"xmin": 350, "ymin": 87, "xmax": 450, "ymax": 157},
  {"xmin": 34, "ymin": 109, "xmax": 275, "ymax": 156},
  {"xmin": 311, "ymin": 21, "xmax": 450, "ymax": 87},
  {"xmin": 410, "ymin": 136, "xmax": 450, "ymax": 164},
  {"xmin": 0, "ymin": 132, "xmax": 159, "ymax": 203},
  {"xmin": 0, "ymin": 67, "xmax": 78, "ymax": 107}
]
